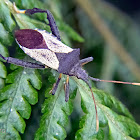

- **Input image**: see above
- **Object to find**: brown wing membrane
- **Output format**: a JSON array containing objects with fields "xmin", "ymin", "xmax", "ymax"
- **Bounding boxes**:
[{"xmin": 15, "ymin": 29, "xmax": 48, "ymax": 49}]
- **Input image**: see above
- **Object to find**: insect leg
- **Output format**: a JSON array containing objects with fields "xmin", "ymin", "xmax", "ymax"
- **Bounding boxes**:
[
  {"xmin": 13, "ymin": 4, "xmax": 61, "ymax": 40},
  {"xmin": 80, "ymin": 57, "xmax": 93, "ymax": 66},
  {"xmin": 51, "ymin": 73, "xmax": 62, "ymax": 95},
  {"xmin": 64, "ymin": 75, "xmax": 70, "ymax": 102},
  {"xmin": 27, "ymin": 8, "xmax": 61, "ymax": 41},
  {"xmin": 0, "ymin": 54, "xmax": 45, "ymax": 69}
]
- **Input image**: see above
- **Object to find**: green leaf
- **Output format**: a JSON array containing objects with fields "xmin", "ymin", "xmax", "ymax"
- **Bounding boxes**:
[
  {"xmin": 0, "ymin": 67, "xmax": 42, "ymax": 139},
  {"xmin": 0, "ymin": 43, "xmax": 9, "ymax": 59},
  {"xmin": 0, "ymin": 42, "xmax": 9, "ymax": 89},
  {"xmin": 0, "ymin": 23, "xmax": 13, "ymax": 46},
  {"xmin": 59, "ymin": 21, "xmax": 84, "ymax": 43},
  {"xmin": 100, "ymin": 106, "xmax": 140, "ymax": 140},
  {"xmin": 75, "ymin": 79, "xmax": 100, "ymax": 140},
  {"xmin": 0, "ymin": 78, "xmax": 5, "ymax": 90},
  {"xmin": 0, "ymin": 0, "xmax": 13, "ymax": 89},
  {"xmin": 35, "ymin": 73, "xmax": 74, "ymax": 140},
  {"xmin": 0, "ymin": 62, "xmax": 7, "ymax": 79},
  {"xmin": 0, "ymin": 1, "xmax": 16, "ymax": 31},
  {"xmin": 74, "ymin": 78, "xmax": 140, "ymax": 139}
]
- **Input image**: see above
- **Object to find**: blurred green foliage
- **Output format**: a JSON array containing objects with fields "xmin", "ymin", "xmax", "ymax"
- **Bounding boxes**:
[{"xmin": 0, "ymin": 0, "xmax": 140, "ymax": 139}]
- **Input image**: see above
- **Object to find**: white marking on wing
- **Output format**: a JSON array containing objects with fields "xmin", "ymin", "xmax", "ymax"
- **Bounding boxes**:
[
  {"xmin": 20, "ymin": 46, "xmax": 59, "ymax": 70},
  {"xmin": 37, "ymin": 30, "xmax": 73, "ymax": 53}
]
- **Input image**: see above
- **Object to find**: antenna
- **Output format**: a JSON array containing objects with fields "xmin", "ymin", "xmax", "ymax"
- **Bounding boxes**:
[
  {"xmin": 90, "ymin": 87, "xmax": 99, "ymax": 132},
  {"xmin": 85, "ymin": 81, "xmax": 99, "ymax": 132},
  {"xmin": 89, "ymin": 76, "xmax": 140, "ymax": 86}
]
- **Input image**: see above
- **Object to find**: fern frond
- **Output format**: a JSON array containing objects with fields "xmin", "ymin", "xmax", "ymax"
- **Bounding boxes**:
[
  {"xmin": 0, "ymin": 39, "xmax": 9, "ymax": 90},
  {"xmin": 0, "ymin": 67, "xmax": 42, "ymax": 139},
  {"xmin": 74, "ymin": 78, "xmax": 140, "ymax": 140},
  {"xmin": 35, "ymin": 73, "xmax": 74, "ymax": 140},
  {"xmin": 0, "ymin": 0, "xmax": 15, "ymax": 89}
]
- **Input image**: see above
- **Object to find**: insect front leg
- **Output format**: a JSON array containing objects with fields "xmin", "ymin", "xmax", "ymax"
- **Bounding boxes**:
[
  {"xmin": 0, "ymin": 54, "xmax": 45, "ymax": 69},
  {"xmin": 13, "ymin": 3, "xmax": 61, "ymax": 40},
  {"xmin": 64, "ymin": 75, "xmax": 70, "ymax": 102},
  {"xmin": 51, "ymin": 73, "xmax": 62, "ymax": 95},
  {"xmin": 80, "ymin": 57, "xmax": 93, "ymax": 66}
]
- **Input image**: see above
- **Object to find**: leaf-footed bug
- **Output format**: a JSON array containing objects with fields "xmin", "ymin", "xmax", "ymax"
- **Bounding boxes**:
[{"xmin": 1, "ymin": 3, "xmax": 140, "ymax": 131}]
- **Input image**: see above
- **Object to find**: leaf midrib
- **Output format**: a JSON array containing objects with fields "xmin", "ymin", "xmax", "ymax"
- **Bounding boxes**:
[
  {"xmin": 5, "ymin": 68, "xmax": 25, "ymax": 133},
  {"xmin": 46, "ymin": 82, "xmax": 63, "ymax": 139},
  {"xmin": 74, "ymin": 78, "xmax": 97, "ymax": 137}
]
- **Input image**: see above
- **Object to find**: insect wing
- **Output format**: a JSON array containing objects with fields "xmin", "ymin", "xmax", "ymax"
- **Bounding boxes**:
[
  {"xmin": 15, "ymin": 29, "xmax": 59, "ymax": 70},
  {"xmin": 21, "ymin": 46, "xmax": 59, "ymax": 70},
  {"xmin": 37, "ymin": 30, "xmax": 73, "ymax": 53}
]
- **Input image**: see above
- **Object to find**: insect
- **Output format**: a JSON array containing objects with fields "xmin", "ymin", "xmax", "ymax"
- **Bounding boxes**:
[{"xmin": 0, "ymin": 4, "xmax": 140, "ymax": 132}]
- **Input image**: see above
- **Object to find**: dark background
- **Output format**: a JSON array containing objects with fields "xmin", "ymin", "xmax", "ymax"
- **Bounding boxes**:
[{"xmin": 105, "ymin": 0, "xmax": 140, "ymax": 15}]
